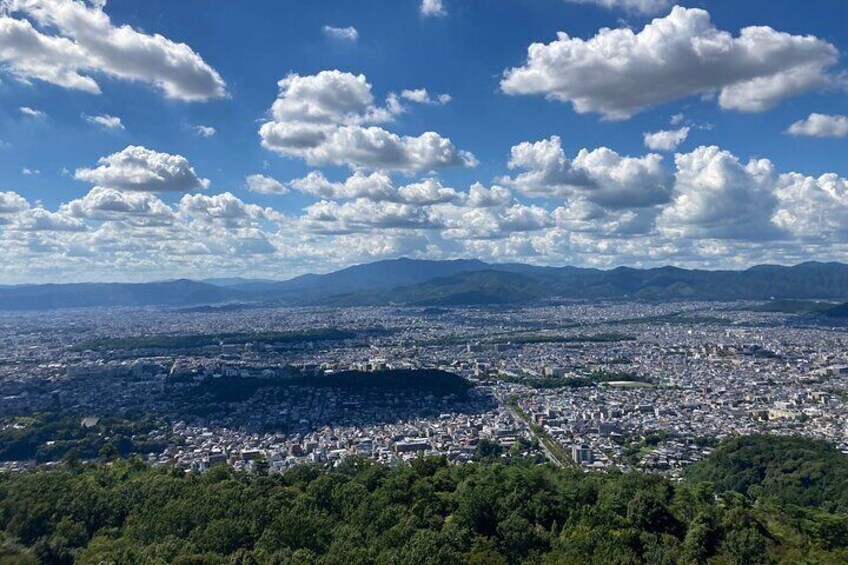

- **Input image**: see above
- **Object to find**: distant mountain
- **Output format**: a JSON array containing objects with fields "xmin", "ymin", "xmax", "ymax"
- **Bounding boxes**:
[
  {"xmin": 247, "ymin": 257, "xmax": 494, "ymax": 302},
  {"xmin": 824, "ymin": 302, "xmax": 848, "ymax": 318},
  {"xmin": 3, "ymin": 259, "xmax": 848, "ymax": 310},
  {"xmin": 315, "ymin": 260, "xmax": 848, "ymax": 306},
  {"xmin": 0, "ymin": 280, "xmax": 241, "ymax": 311},
  {"xmin": 201, "ymin": 277, "xmax": 280, "ymax": 287}
]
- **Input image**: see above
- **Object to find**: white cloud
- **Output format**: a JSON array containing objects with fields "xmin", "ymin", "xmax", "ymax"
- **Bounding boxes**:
[
  {"xmin": 246, "ymin": 174, "xmax": 288, "ymax": 195},
  {"xmin": 84, "ymin": 113, "xmax": 123, "ymax": 130},
  {"xmin": 564, "ymin": 0, "xmax": 672, "ymax": 15},
  {"xmin": 290, "ymin": 171, "xmax": 396, "ymax": 201},
  {"xmin": 0, "ymin": 0, "xmax": 226, "ymax": 100},
  {"xmin": 19, "ymin": 106, "xmax": 45, "ymax": 118},
  {"xmin": 773, "ymin": 173, "xmax": 848, "ymax": 241},
  {"xmin": 501, "ymin": 135, "xmax": 672, "ymax": 208},
  {"xmin": 401, "ymin": 88, "xmax": 451, "ymax": 105},
  {"xmin": 398, "ymin": 178, "xmax": 460, "ymax": 205},
  {"xmin": 61, "ymin": 186, "xmax": 174, "ymax": 226},
  {"xmin": 787, "ymin": 113, "xmax": 848, "ymax": 138},
  {"xmin": 11, "ymin": 207, "xmax": 87, "ymax": 232},
  {"xmin": 658, "ymin": 146, "xmax": 781, "ymax": 240},
  {"xmin": 290, "ymin": 171, "xmax": 460, "ymax": 205},
  {"xmin": 438, "ymin": 202, "xmax": 552, "ymax": 240},
  {"xmin": 301, "ymin": 198, "xmax": 441, "ymax": 234},
  {"xmin": 258, "ymin": 70, "xmax": 476, "ymax": 171},
  {"xmin": 0, "ymin": 191, "xmax": 29, "ymax": 218},
  {"xmin": 643, "ymin": 127, "xmax": 689, "ymax": 151},
  {"xmin": 322, "ymin": 25, "xmax": 358, "ymax": 41},
  {"xmin": 74, "ymin": 145, "xmax": 210, "ymax": 192},
  {"xmin": 420, "ymin": 0, "xmax": 446, "ymax": 17},
  {"xmin": 179, "ymin": 192, "xmax": 270, "ymax": 226},
  {"xmin": 501, "ymin": 6, "xmax": 838, "ymax": 119},
  {"xmin": 21, "ymin": 167, "xmax": 39, "ymax": 175},
  {"xmin": 466, "ymin": 183, "xmax": 513, "ymax": 208},
  {"xmin": 194, "ymin": 125, "xmax": 216, "ymax": 138}
]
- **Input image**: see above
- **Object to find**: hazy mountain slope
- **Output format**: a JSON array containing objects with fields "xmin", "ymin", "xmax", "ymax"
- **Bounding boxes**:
[
  {"xmin": 318, "ymin": 261, "xmax": 848, "ymax": 305},
  {"xmin": 3, "ymin": 259, "xmax": 848, "ymax": 310},
  {"xmin": 253, "ymin": 257, "xmax": 494, "ymax": 301},
  {"xmin": 0, "ymin": 280, "xmax": 242, "ymax": 310}
]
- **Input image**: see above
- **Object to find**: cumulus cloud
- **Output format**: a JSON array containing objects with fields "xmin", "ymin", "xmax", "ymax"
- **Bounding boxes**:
[
  {"xmin": 322, "ymin": 25, "xmax": 358, "ymax": 41},
  {"xmin": 787, "ymin": 113, "xmax": 848, "ymax": 138},
  {"xmin": 74, "ymin": 145, "xmax": 210, "ymax": 192},
  {"xmin": 398, "ymin": 178, "xmax": 461, "ymax": 205},
  {"xmin": 84, "ymin": 113, "xmax": 123, "ymax": 130},
  {"xmin": 501, "ymin": 135, "xmax": 672, "ymax": 208},
  {"xmin": 194, "ymin": 125, "xmax": 216, "ymax": 138},
  {"xmin": 61, "ymin": 186, "xmax": 174, "ymax": 226},
  {"xmin": 420, "ymin": 0, "xmax": 446, "ymax": 17},
  {"xmin": 246, "ymin": 174, "xmax": 288, "ymax": 195},
  {"xmin": 564, "ymin": 0, "xmax": 672, "ymax": 15},
  {"xmin": 0, "ymin": 191, "xmax": 29, "ymax": 223},
  {"xmin": 179, "ymin": 192, "xmax": 270, "ymax": 226},
  {"xmin": 5, "ymin": 140, "xmax": 848, "ymax": 281},
  {"xmin": 501, "ymin": 6, "xmax": 839, "ymax": 119},
  {"xmin": 401, "ymin": 88, "xmax": 451, "ymax": 105},
  {"xmin": 258, "ymin": 70, "xmax": 476, "ymax": 171},
  {"xmin": 0, "ymin": 0, "xmax": 226, "ymax": 100},
  {"xmin": 19, "ymin": 106, "xmax": 44, "ymax": 118},
  {"xmin": 11, "ymin": 207, "xmax": 87, "ymax": 232},
  {"xmin": 290, "ymin": 171, "xmax": 460, "ymax": 205},
  {"xmin": 438, "ymin": 202, "xmax": 552, "ymax": 240},
  {"xmin": 658, "ymin": 146, "xmax": 781, "ymax": 240},
  {"xmin": 773, "ymin": 173, "xmax": 848, "ymax": 241},
  {"xmin": 301, "ymin": 198, "xmax": 442, "ymax": 234},
  {"xmin": 644, "ymin": 127, "xmax": 689, "ymax": 151},
  {"xmin": 291, "ymin": 171, "xmax": 395, "ymax": 201},
  {"xmin": 466, "ymin": 183, "xmax": 513, "ymax": 208}
]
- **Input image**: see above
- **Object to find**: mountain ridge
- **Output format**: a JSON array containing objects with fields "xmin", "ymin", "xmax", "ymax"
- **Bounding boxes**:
[{"xmin": 3, "ymin": 258, "xmax": 848, "ymax": 310}]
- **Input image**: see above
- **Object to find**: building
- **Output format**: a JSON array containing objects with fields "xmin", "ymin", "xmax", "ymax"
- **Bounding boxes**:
[{"xmin": 572, "ymin": 444, "xmax": 594, "ymax": 465}]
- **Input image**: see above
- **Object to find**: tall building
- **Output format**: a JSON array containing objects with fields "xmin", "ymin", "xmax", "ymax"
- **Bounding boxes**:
[{"xmin": 572, "ymin": 444, "xmax": 593, "ymax": 465}]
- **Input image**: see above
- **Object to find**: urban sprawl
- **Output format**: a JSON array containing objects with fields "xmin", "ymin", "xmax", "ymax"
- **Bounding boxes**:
[{"xmin": 2, "ymin": 301, "xmax": 847, "ymax": 477}]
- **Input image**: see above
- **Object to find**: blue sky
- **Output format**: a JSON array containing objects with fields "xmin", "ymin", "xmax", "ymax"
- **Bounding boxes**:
[{"xmin": 1, "ymin": 0, "xmax": 847, "ymax": 282}]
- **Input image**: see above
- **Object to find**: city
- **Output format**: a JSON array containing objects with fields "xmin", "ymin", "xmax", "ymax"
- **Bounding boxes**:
[
  {"xmin": 2, "ymin": 0, "xmax": 848, "ymax": 561},
  {"xmin": 4, "ymin": 300, "xmax": 847, "ymax": 478}
]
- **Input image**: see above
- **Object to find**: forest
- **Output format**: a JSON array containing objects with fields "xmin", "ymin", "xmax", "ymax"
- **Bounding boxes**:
[{"xmin": 1, "ymin": 435, "xmax": 847, "ymax": 564}]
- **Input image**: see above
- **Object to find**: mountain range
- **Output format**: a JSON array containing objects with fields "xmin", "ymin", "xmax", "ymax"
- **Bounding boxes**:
[{"xmin": 3, "ymin": 258, "xmax": 848, "ymax": 311}]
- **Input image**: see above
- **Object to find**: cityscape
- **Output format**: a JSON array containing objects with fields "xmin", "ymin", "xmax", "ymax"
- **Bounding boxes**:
[
  {"xmin": 4, "ymin": 299, "xmax": 847, "ymax": 477},
  {"xmin": 2, "ymin": 0, "xmax": 848, "ymax": 562}
]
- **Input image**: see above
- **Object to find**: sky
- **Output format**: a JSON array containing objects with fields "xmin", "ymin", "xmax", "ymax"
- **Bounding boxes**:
[{"xmin": 1, "ymin": 0, "xmax": 847, "ymax": 283}]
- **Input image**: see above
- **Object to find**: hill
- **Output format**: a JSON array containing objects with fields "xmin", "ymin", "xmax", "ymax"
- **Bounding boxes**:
[
  {"xmin": 824, "ymin": 301, "xmax": 848, "ymax": 318},
  {"xmin": 685, "ymin": 435, "xmax": 848, "ymax": 512},
  {"xmin": 0, "ymin": 279, "xmax": 241, "ymax": 311},
  {"xmin": 331, "ymin": 261, "xmax": 848, "ymax": 306},
  {"xmin": 4, "ymin": 259, "xmax": 848, "ymax": 310},
  {"xmin": 245, "ymin": 257, "xmax": 494, "ymax": 302},
  {"xmin": 2, "ymin": 435, "xmax": 848, "ymax": 564}
]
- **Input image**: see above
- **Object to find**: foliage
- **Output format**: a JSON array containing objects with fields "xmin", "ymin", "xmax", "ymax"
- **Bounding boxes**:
[
  {"xmin": 0, "ymin": 412, "xmax": 167, "ymax": 463},
  {"xmin": 74, "ymin": 328, "xmax": 355, "ymax": 352},
  {"xmin": 685, "ymin": 434, "xmax": 848, "ymax": 512},
  {"xmin": 1, "ymin": 436, "xmax": 847, "ymax": 563}
]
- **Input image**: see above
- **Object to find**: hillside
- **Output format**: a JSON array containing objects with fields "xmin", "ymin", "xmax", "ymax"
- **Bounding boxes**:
[
  {"xmin": 4, "ymin": 259, "xmax": 848, "ymax": 310},
  {"xmin": 2, "ymin": 435, "xmax": 848, "ymax": 564},
  {"xmin": 0, "ymin": 280, "xmax": 241, "ymax": 311},
  {"xmin": 329, "ymin": 261, "xmax": 848, "ymax": 306},
  {"xmin": 824, "ymin": 302, "xmax": 848, "ymax": 318},
  {"xmin": 685, "ymin": 435, "xmax": 848, "ymax": 512}
]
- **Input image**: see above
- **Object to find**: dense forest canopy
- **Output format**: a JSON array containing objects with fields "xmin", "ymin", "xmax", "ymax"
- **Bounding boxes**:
[{"xmin": 1, "ymin": 435, "xmax": 848, "ymax": 564}]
